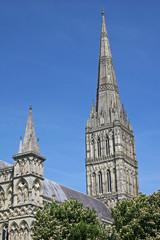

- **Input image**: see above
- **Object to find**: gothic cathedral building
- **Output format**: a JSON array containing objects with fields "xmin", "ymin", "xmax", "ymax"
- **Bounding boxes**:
[
  {"xmin": 85, "ymin": 12, "xmax": 139, "ymax": 207},
  {"xmin": 0, "ymin": 105, "xmax": 112, "ymax": 240},
  {"xmin": 0, "ymin": 11, "xmax": 139, "ymax": 240}
]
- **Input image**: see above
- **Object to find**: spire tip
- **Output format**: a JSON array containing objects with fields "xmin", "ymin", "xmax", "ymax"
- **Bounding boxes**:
[{"xmin": 29, "ymin": 105, "xmax": 32, "ymax": 112}]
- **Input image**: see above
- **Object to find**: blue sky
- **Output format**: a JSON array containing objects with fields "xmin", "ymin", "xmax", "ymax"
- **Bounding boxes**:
[{"xmin": 0, "ymin": 0, "xmax": 159, "ymax": 196}]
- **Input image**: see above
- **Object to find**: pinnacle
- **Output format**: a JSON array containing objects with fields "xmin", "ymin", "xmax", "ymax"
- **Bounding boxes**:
[
  {"xmin": 18, "ymin": 136, "xmax": 23, "ymax": 154},
  {"xmin": 18, "ymin": 107, "xmax": 40, "ymax": 154}
]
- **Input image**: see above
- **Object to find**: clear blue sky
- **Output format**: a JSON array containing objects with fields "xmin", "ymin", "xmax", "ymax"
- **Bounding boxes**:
[{"xmin": 0, "ymin": 0, "xmax": 159, "ymax": 195}]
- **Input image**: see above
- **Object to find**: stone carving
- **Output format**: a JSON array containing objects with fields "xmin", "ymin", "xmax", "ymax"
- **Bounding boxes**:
[
  {"xmin": 0, "ymin": 187, "xmax": 5, "ymax": 209},
  {"xmin": 0, "ymin": 169, "xmax": 12, "ymax": 183},
  {"xmin": 7, "ymin": 185, "xmax": 12, "ymax": 207},
  {"xmin": 17, "ymin": 179, "xmax": 28, "ymax": 204},
  {"xmin": 99, "ymin": 83, "xmax": 119, "ymax": 93},
  {"xmin": 24, "ymin": 187, "xmax": 28, "ymax": 202},
  {"xmin": 10, "ymin": 231, "xmax": 14, "ymax": 240},
  {"xmin": 32, "ymin": 180, "xmax": 40, "ymax": 203},
  {"xmin": 100, "ymin": 110, "xmax": 105, "ymax": 125}
]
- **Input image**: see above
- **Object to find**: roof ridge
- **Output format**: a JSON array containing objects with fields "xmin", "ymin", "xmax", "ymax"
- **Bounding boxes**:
[{"xmin": 44, "ymin": 178, "xmax": 110, "ymax": 207}]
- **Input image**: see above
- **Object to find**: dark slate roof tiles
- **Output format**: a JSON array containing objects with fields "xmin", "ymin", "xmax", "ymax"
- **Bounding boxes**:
[{"xmin": 43, "ymin": 178, "xmax": 111, "ymax": 220}]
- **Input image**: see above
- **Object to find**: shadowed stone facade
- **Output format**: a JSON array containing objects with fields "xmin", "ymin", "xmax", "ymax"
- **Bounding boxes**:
[{"xmin": 85, "ymin": 12, "xmax": 139, "ymax": 208}]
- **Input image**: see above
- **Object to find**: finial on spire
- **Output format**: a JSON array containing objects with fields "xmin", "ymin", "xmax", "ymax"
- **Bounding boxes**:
[
  {"xmin": 29, "ymin": 105, "xmax": 32, "ymax": 112},
  {"xmin": 102, "ymin": 9, "xmax": 104, "ymax": 15}
]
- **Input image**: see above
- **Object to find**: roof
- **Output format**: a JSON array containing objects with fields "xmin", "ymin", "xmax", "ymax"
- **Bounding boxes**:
[
  {"xmin": 0, "ymin": 160, "xmax": 12, "ymax": 169},
  {"xmin": 43, "ymin": 178, "xmax": 112, "ymax": 221}
]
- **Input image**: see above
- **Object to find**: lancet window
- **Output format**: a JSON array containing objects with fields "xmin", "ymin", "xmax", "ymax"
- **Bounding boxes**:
[
  {"xmin": 1, "ymin": 224, "xmax": 8, "ymax": 240},
  {"xmin": 107, "ymin": 170, "xmax": 112, "ymax": 192},
  {"xmin": 91, "ymin": 138, "xmax": 95, "ymax": 158},
  {"xmin": 19, "ymin": 221, "xmax": 29, "ymax": 240},
  {"xmin": 92, "ymin": 172, "xmax": 97, "ymax": 196},
  {"xmin": 106, "ymin": 135, "xmax": 110, "ymax": 155},
  {"xmin": 9, "ymin": 223, "xmax": 18, "ymax": 240},
  {"xmin": 97, "ymin": 138, "xmax": 101, "ymax": 157},
  {"xmin": 99, "ymin": 171, "xmax": 103, "ymax": 194}
]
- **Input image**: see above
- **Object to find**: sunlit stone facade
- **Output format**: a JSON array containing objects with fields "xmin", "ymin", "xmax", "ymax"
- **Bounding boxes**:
[
  {"xmin": 0, "ymin": 107, "xmax": 46, "ymax": 240},
  {"xmin": 85, "ymin": 12, "xmax": 139, "ymax": 208},
  {"xmin": 0, "ymin": 104, "xmax": 112, "ymax": 239}
]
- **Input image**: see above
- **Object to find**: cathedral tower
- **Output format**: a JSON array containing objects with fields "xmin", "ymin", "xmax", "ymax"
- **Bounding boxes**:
[
  {"xmin": 85, "ymin": 12, "xmax": 139, "ymax": 207},
  {"xmin": 11, "ymin": 106, "xmax": 46, "ymax": 239}
]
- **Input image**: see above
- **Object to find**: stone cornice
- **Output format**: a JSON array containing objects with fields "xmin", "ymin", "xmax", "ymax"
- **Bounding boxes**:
[
  {"xmin": 13, "ymin": 173, "xmax": 44, "ymax": 180},
  {"xmin": 86, "ymin": 153, "xmax": 138, "ymax": 168},
  {"xmin": 86, "ymin": 121, "xmax": 134, "ymax": 138},
  {"xmin": 85, "ymin": 155, "xmax": 115, "ymax": 165},
  {"xmin": 12, "ymin": 151, "xmax": 46, "ymax": 161}
]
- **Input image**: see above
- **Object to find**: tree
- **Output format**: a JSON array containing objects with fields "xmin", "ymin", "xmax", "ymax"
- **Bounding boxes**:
[
  {"xmin": 32, "ymin": 198, "xmax": 107, "ymax": 240},
  {"xmin": 107, "ymin": 190, "xmax": 160, "ymax": 240}
]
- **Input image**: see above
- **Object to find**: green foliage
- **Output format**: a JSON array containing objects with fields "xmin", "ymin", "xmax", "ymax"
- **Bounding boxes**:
[
  {"xmin": 107, "ymin": 190, "xmax": 160, "ymax": 240},
  {"xmin": 32, "ymin": 198, "xmax": 107, "ymax": 240}
]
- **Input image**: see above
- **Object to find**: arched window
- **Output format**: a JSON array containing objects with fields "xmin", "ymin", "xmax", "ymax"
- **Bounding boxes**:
[
  {"xmin": 91, "ymin": 139, "xmax": 95, "ymax": 158},
  {"xmin": 106, "ymin": 135, "xmax": 110, "ymax": 155},
  {"xmin": 109, "ymin": 108, "xmax": 112, "ymax": 122},
  {"xmin": 97, "ymin": 138, "xmax": 101, "ymax": 157},
  {"xmin": 107, "ymin": 170, "xmax": 112, "ymax": 192},
  {"xmin": 9, "ymin": 222, "xmax": 18, "ymax": 240},
  {"xmin": 19, "ymin": 221, "xmax": 29, "ymax": 240},
  {"xmin": 99, "ymin": 171, "xmax": 103, "ymax": 194},
  {"xmin": 2, "ymin": 224, "xmax": 8, "ymax": 240},
  {"xmin": 92, "ymin": 172, "xmax": 97, "ymax": 196}
]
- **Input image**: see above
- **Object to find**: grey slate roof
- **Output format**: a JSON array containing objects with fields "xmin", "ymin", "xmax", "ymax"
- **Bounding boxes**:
[
  {"xmin": 0, "ymin": 160, "xmax": 12, "ymax": 169},
  {"xmin": 43, "ymin": 178, "xmax": 112, "ymax": 221}
]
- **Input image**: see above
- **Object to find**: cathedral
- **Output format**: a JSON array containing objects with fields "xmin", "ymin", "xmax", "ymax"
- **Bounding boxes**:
[{"xmin": 0, "ymin": 12, "xmax": 138, "ymax": 240}]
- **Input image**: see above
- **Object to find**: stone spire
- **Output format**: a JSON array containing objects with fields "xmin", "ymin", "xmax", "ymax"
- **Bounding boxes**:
[
  {"xmin": 96, "ymin": 11, "xmax": 121, "ymax": 121},
  {"xmin": 85, "ymin": 11, "xmax": 139, "ymax": 208},
  {"xmin": 19, "ymin": 106, "xmax": 40, "ymax": 154}
]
